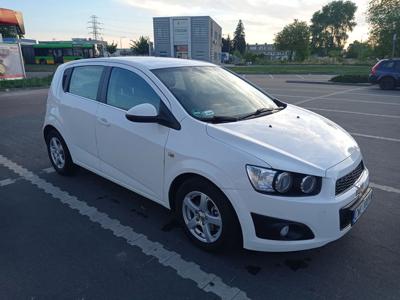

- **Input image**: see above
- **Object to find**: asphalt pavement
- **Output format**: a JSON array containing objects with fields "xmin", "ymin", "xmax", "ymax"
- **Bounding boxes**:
[{"xmin": 0, "ymin": 75, "xmax": 399, "ymax": 299}]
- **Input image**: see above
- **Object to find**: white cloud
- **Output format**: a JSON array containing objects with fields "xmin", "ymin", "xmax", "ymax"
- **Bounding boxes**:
[{"xmin": 118, "ymin": 0, "xmax": 369, "ymax": 44}]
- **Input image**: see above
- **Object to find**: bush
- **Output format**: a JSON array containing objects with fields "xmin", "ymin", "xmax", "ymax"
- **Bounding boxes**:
[
  {"xmin": 0, "ymin": 75, "xmax": 53, "ymax": 90},
  {"xmin": 330, "ymin": 74, "xmax": 369, "ymax": 83}
]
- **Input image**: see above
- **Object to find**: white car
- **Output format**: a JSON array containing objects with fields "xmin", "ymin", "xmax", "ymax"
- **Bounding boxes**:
[{"xmin": 43, "ymin": 57, "xmax": 372, "ymax": 252}]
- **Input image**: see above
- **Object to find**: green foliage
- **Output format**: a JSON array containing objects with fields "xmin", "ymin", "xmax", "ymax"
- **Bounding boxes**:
[
  {"xmin": 106, "ymin": 42, "xmax": 118, "ymax": 54},
  {"xmin": 0, "ymin": 75, "xmax": 53, "ymax": 91},
  {"xmin": 0, "ymin": 25, "xmax": 19, "ymax": 38},
  {"xmin": 367, "ymin": 0, "xmax": 400, "ymax": 57},
  {"xmin": 330, "ymin": 74, "xmax": 369, "ymax": 83},
  {"xmin": 233, "ymin": 20, "xmax": 246, "ymax": 55},
  {"xmin": 346, "ymin": 40, "xmax": 374, "ymax": 60},
  {"xmin": 222, "ymin": 35, "xmax": 232, "ymax": 53},
  {"xmin": 274, "ymin": 19, "xmax": 310, "ymax": 61},
  {"xmin": 130, "ymin": 36, "xmax": 150, "ymax": 55},
  {"xmin": 228, "ymin": 64, "xmax": 371, "ymax": 75},
  {"xmin": 311, "ymin": 0, "xmax": 357, "ymax": 56}
]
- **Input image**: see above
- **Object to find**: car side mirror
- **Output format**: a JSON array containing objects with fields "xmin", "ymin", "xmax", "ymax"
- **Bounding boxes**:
[{"xmin": 125, "ymin": 102, "xmax": 181, "ymax": 130}]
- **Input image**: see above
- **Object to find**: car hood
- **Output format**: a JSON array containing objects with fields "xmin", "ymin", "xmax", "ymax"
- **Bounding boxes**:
[{"xmin": 206, "ymin": 105, "xmax": 360, "ymax": 176}]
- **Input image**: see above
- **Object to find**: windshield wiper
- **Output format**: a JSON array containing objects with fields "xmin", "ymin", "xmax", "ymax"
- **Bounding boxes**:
[
  {"xmin": 197, "ymin": 115, "xmax": 239, "ymax": 123},
  {"xmin": 238, "ymin": 107, "xmax": 284, "ymax": 120}
]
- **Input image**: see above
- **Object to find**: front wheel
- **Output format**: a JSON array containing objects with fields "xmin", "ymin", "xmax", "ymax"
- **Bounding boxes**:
[{"xmin": 175, "ymin": 178, "xmax": 242, "ymax": 252}]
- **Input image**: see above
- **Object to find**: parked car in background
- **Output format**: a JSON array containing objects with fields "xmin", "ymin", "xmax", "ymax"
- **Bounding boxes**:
[
  {"xmin": 369, "ymin": 58, "xmax": 400, "ymax": 90},
  {"xmin": 43, "ymin": 57, "xmax": 372, "ymax": 252}
]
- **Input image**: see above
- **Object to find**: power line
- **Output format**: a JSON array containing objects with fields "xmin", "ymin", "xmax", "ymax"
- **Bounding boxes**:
[{"xmin": 88, "ymin": 15, "xmax": 103, "ymax": 41}]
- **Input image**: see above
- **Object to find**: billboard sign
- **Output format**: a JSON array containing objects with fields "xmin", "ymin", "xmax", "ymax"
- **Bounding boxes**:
[
  {"xmin": 0, "ymin": 43, "xmax": 25, "ymax": 80},
  {"xmin": 0, "ymin": 8, "xmax": 25, "ymax": 35},
  {"xmin": 173, "ymin": 18, "xmax": 189, "ymax": 45}
]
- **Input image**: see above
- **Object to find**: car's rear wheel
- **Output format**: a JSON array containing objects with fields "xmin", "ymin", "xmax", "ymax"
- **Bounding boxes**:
[
  {"xmin": 45, "ymin": 130, "xmax": 75, "ymax": 175},
  {"xmin": 175, "ymin": 177, "xmax": 241, "ymax": 252},
  {"xmin": 379, "ymin": 77, "xmax": 395, "ymax": 90}
]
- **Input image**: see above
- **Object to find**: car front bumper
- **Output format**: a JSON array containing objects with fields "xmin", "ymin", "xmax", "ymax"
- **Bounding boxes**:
[{"xmin": 223, "ymin": 167, "xmax": 371, "ymax": 252}]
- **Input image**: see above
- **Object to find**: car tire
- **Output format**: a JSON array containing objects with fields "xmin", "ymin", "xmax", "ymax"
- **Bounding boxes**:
[
  {"xmin": 379, "ymin": 77, "xmax": 395, "ymax": 90},
  {"xmin": 175, "ymin": 177, "xmax": 242, "ymax": 252},
  {"xmin": 45, "ymin": 130, "xmax": 76, "ymax": 175}
]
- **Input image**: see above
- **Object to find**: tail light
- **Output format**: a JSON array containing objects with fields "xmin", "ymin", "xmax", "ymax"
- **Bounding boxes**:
[{"xmin": 371, "ymin": 62, "xmax": 381, "ymax": 75}]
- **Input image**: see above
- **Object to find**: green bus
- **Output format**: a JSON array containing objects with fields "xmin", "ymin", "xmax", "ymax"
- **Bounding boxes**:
[{"xmin": 33, "ymin": 42, "xmax": 98, "ymax": 64}]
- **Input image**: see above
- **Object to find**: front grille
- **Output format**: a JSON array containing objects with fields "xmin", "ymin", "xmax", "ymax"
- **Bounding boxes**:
[{"xmin": 335, "ymin": 161, "xmax": 364, "ymax": 195}]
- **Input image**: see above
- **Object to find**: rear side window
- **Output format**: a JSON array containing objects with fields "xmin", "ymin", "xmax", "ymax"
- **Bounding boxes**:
[
  {"xmin": 69, "ymin": 66, "xmax": 104, "ymax": 100},
  {"xmin": 395, "ymin": 62, "xmax": 400, "ymax": 72},
  {"xmin": 62, "ymin": 68, "xmax": 72, "ymax": 92},
  {"xmin": 380, "ymin": 61, "xmax": 395, "ymax": 70},
  {"xmin": 106, "ymin": 67, "xmax": 160, "ymax": 111}
]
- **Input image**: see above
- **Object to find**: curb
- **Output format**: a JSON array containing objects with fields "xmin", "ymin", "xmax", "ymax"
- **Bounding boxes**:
[{"xmin": 286, "ymin": 80, "xmax": 372, "ymax": 87}]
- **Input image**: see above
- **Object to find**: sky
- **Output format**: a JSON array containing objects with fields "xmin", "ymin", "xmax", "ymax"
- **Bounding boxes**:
[{"xmin": 2, "ymin": 0, "xmax": 369, "ymax": 48}]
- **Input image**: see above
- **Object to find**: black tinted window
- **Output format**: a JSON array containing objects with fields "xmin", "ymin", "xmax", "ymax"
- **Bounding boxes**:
[
  {"xmin": 69, "ymin": 66, "xmax": 104, "ymax": 100},
  {"xmin": 107, "ymin": 67, "xmax": 160, "ymax": 111},
  {"xmin": 380, "ymin": 61, "xmax": 395, "ymax": 70},
  {"xmin": 395, "ymin": 62, "xmax": 400, "ymax": 72},
  {"xmin": 62, "ymin": 68, "xmax": 72, "ymax": 92}
]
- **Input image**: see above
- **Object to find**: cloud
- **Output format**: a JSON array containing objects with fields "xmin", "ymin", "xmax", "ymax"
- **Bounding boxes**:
[{"xmin": 118, "ymin": 0, "xmax": 369, "ymax": 43}]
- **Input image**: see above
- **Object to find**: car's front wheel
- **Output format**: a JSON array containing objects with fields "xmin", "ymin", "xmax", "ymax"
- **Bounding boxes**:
[
  {"xmin": 379, "ymin": 77, "xmax": 395, "ymax": 90},
  {"xmin": 45, "ymin": 130, "xmax": 75, "ymax": 175},
  {"xmin": 175, "ymin": 177, "xmax": 241, "ymax": 252}
]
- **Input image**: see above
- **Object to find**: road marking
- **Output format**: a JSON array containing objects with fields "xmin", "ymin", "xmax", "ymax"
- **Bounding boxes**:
[
  {"xmin": 0, "ymin": 178, "xmax": 17, "ymax": 187},
  {"xmin": 0, "ymin": 154, "xmax": 249, "ymax": 300},
  {"xmin": 370, "ymin": 183, "xmax": 400, "ymax": 194},
  {"xmin": 305, "ymin": 107, "xmax": 400, "ymax": 119},
  {"xmin": 273, "ymin": 94, "xmax": 400, "ymax": 106},
  {"xmin": 350, "ymin": 132, "xmax": 400, "ymax": 143},
  {"xmin": 42, "ymin": 167, "xmax": 55, "ymax": 174},
  {"xmin": 269, "ymin": 74, "xmax": 274, "ymax": 79},
  {"xmin": 347, "ymin": 92, "xmax": 400, "ymax": 98},
  {"xmin": 296, "ymin": 75, "xmax": 305, "ymax": 80},
  {"xmin": 294, "ymin": 86, "xmax": 368, "ymax": 105}
]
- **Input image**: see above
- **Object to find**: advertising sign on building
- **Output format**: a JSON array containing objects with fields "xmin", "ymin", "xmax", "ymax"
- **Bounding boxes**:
[
  {"xmin": 173, "ymin": 18, "xmax": 189, "ymax": 45},
  {"xmin": 0, "ymin": 43, "xmax": 26, "ymax": 80}
]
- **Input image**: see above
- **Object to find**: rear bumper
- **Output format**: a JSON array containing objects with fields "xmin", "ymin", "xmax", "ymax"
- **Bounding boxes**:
[
  {"xmin": 369, "ymin": 74, "xmax": 379, "ymax": 84},
  {"xmin": 223, "ymin": 168, "xmax": 371, "ymax": 252}
]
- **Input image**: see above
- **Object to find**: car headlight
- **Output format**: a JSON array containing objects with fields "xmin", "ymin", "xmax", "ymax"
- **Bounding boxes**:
[{"xmin": 246, "ymin": 165, "xmax": 321, "ymax": 196}]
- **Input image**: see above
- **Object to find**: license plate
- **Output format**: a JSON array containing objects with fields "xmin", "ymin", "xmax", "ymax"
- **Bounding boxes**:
[{"xmin": 351, "ymin": 188, "xmax": 373, "ymax": 225}]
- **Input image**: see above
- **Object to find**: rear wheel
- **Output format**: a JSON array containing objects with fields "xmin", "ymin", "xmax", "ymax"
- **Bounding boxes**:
[
  {"xmin": 379, "ymin": 77, "xmax": 395, "ymax": 90},
  {"xmin": 45, "ymin": 130, "xmax": 75, "ymax": 175},
  {"xmin": 175, "ymin": 177, "xmax": 241, "ymax": 252}
]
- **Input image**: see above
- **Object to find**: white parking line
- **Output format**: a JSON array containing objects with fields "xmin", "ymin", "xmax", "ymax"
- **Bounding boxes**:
[
  {"xmin": 370, "ymin": 183, "xmax": 400, "ymax": 194},
  {"xmin": 269, "ymin": 74, "xmax": 274, "ymax": 79},
  {"xmin": 305, "ymin": 107, "xmax": 400, "ymax": 119},
  {"xmin": 350, "ymin": 132, "xmax": 400, "ymax": 143},
  {"xmin": 296, "ymin": 75, "xmax": 305, "ymax": 80},
  {"xmin": 347, "ymin": 92, "xmax": 400, "ymax": 98},
  {"xmin": 294, "ymin": 87, "xmax": 368, "ymax": 105},
  {"xmin": 0, "ymin": 178, "xmax": 17, "ymax": 187},
  {"xmin": 0, "ymin": 154, "xmax": 249, "ymax": 300},
  {"xmin": 42, "ymin": 167, "xmax": 55, "ymax": 174}
]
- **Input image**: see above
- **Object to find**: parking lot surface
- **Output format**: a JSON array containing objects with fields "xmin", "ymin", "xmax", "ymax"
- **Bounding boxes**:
[{"xmin": 0, "ymin": 76, "xmax": 399, "ymax": 299}]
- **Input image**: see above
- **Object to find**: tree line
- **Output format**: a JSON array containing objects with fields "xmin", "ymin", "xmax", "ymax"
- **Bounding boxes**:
[{"xmin": 223, "ymin": 0, "xmax": 399, "ymax": 62}]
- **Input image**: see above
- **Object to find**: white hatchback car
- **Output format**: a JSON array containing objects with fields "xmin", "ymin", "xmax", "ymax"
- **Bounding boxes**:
[{"xmin": 43, "ymin": 57, "xmax": 372, "ymax": 252}]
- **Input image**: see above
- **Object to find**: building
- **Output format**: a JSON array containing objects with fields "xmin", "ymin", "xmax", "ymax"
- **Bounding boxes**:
[
  {"xmin": 0, "ymin": 8, "xmax": 25, "ymax": 39},
  {"xmin": 153, "ymin": 16, "xmax": 222, "ymax": 64},
  {"xmin": 247, "ymin": 43, "xmax": 291, "ymax": 61}
]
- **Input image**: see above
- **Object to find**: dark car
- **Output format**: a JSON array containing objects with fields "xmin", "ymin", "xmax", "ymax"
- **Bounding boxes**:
[{"xmin": 369, "ymin": 58, "xmax": 400, "ymax": 90}]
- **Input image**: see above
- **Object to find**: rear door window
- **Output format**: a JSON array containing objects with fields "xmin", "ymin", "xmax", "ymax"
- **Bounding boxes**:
[
  {"xmin": 69, "ymin": 65, "xmax": 104, "ymax": 100},
  {"xmin": 380, "ymin": 61, "xmax": 395, "ymax": 70}
]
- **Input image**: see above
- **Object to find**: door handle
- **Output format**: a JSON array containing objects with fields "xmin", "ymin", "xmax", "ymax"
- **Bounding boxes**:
[{"xmin": 98, "ymin": 117, "xmax": 110, "ymax": 127}]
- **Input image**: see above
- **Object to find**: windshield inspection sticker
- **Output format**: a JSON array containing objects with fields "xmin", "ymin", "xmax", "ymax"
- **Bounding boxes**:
[{"xmin": 192, "ymin": 110, "xmax": 215, "ymax": 118}]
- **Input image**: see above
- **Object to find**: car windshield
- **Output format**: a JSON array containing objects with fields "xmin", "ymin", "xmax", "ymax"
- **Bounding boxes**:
[{"xmin": 152, "ymin": 66, "xmax": 280, "ymax": 121}]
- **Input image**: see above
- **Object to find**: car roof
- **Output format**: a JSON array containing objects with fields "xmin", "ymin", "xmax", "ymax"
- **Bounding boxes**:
[{"xmin": 65, "ymin": 56, "xmax": 216, "ymax": 70}]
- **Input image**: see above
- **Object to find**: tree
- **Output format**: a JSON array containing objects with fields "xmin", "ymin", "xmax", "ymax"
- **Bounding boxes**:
[
  {"xmin": 0, "ymin": 25, "xmax": 19, "ymax": 38},
  {"xmin": 310, "ymin": 0, "xmax": 357, "ymax": 56},
  {"xmin": 346, "ymin": 40, "xmax": 373, "ymax": 59},
  {"xmin": 274, "ymin": 19, "xmax": 310, "ymax": 61},
  {"xmin": 222, "ymin": 35, "xmax": 232, "ymax": 53},
  {"xmin": 233, "ymin": 20, "xmax": 246, "ymax": 55},
  {"xmin": 130, "ymin": 36, "xmax": 150, "ymax": 55},
  {"xmin": 106, "ymin": 42, "xmax": 118, "ymax": 55},
  {"xmin": 367, "ymin": 0, "xmax": 400, "ymax": 58}
]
